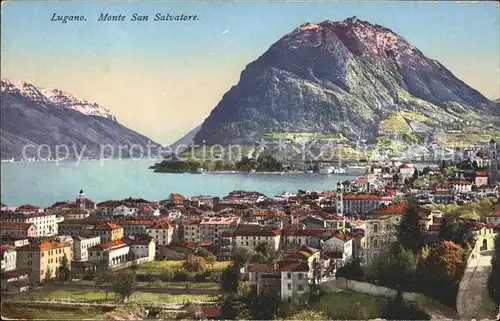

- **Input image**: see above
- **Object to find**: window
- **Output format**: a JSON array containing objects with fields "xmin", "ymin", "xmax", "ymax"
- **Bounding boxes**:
[
  {"xmin": 298, "ymin": 285, "xmax": 304, "ymax": 291},
  {"xmin": 287, "ymin": 284, "xmax": 291, "ymax": 291},
  {"xmin": 298, "ymin": 273, "xmax": 303, "ymax": 280},
  {"xmin": 287, "ymin": 272, "xmax": 291, "ymax": 279},
  {"xmin": 373, "ymin": 224, "xmax": 378, "ymax": 233}
]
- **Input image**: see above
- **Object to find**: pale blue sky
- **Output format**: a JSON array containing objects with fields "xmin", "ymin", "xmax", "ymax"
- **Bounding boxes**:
[{"xmin": 2, "ymin": 1, "xmax": 499, "ymax": 144}]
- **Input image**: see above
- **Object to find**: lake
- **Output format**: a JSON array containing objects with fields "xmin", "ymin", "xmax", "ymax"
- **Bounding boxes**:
[{"xmin": 0, "ymin": 159, "xmax": 355, "ymax": 207}]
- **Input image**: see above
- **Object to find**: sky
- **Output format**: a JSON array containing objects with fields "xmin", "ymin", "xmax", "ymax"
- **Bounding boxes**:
[{"xmin": 1, "ymin": 1, "xmax": 499, "ymax": 145}]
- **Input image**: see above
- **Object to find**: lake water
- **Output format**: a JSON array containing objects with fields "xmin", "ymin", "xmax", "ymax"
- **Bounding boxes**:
[{"xmin": 0, "ymin": 159, "xmax": 354, "ymax": 207}]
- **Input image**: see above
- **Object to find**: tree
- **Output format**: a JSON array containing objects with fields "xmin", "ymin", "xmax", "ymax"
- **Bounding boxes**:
[
  {"xmin": 336, "ymin": 258, "xmax": 364, "ymax": 281},
  {"xmin": 247, "ymin": 291, "xmax": 281, "ymax": 320},
  {"xmin": 144, "ymin": 273, "xmax": 157, "ymax": 287},
  {"xmin": 221, "ymin": 293, "xmax": 247, "ymax": 320},
  {"xmin": 412, "ymin": 168, "xmax": 419, "ymax": 180},
  {"xmin": 183, "ymin": 254, "xmax": 208, "ymax": 272},
  {"xmin": 255, "ymin": 242, "xmax": 271, "ymax": 257},
  {"xmin": 95, "ymin": 269, "xmax": 114, "ymax": 300},
  {"xmin": 220, "ymin": 266, "xmax": 240, "ymax": 294},
  {"xmin": 130, "ymin": 262, "xmax": 139, "ymax": 273},
  {"xmin": 423, "ymin": 241, "xmax": 464, "ymax": 283},
  {"xmin": 231, "ymin": 246, "xmax": 252, "ymax": 268},
  {"xmin": 251, "ymin": 252, "xmax": 266, "ymax": 264},
  {"xmin": 397, "ymin": 197, "xmax": 425, "ymax": 253},
  {"xmin": 58, "ymin": 255, "xmax": 71, "ymax": 282},
  {"xmin": 488, "ymin": 233, "xmax": 500, "ymax": 309},
  {"xmin": 194, "ymin": 248, "xmax": 216, "ymax": 268},
  {"xmin": 112, "ymin": 270, "xmax": 137, "ymax": 301},
  {"xmin": 380, "ymin": 291, "xmax": 431, "ymax": 320}
]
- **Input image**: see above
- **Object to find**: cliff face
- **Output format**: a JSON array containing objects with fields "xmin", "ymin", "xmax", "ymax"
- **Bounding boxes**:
[
  {"xmin": 193, "ymin": 17, "xmax": 498, "ymax": 145},
  {"xmin": 1, "ymin": 80, "xmax": 158, "ymax": 159}
]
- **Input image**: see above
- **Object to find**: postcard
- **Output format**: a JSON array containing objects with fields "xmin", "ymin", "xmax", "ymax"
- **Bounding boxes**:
[{"xmin": 1, "ymin": 1, "xmax": 499, "ymax": 320}]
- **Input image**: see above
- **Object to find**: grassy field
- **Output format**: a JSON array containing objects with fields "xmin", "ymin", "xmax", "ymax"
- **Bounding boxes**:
[
  {"xmin": 129, "ymin": 292, "xmax": 216, "ymax": 304},
  {"xmin": 1, "ymin": 302, "xmax": 107, "ymax": 320},
  {"xmin": 9, "ymin": 288, "xmax": 120, "ymax": 302},
  {"xmin": 133, "ymin": 259, "xmax": 231, "ymax": 274},
  {"xmin": 73, "ymin": 279, "xmax": 220, "ymax": 289},
  {"xmin": 379, "ymin": 113, "xmax": 412, "ymax": 135},
  {"xmin": 310, "ymin": 291, "xmax": 387, "ymax": 319}
]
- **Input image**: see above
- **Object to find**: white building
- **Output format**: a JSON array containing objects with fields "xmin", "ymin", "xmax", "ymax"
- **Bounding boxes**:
[
  {"xmin": 72, "ymin": 235, "xmax": 101, "ymax": 262},
  {"xmin": 113, "ymin": 205, "xmax": 138, "ymax": 217},
  {"xmin": 125, "ymin": 236, "xmax": 156, "ymax": 261},
  {"xmin": 1, "ymin": 245, "xmax": 17, "ymax": 272},
  {"xmin": 280, "ymin": 263, "xmax": 310, "ymax": 302},
  {"xmin": 88, "ymin": 240, "xmax": 130, "ymax": 268},
  {"xmin": 199, "ymin": 216, "xmax": 239, "ymax": 243},
  {"xmin": 2, "ymin": 212, "xmax": 57, "ymax": 237},
  {"xmin": 323, "ymin": 232, "xmax": 353, "ymax": 263},
  {"xmin": 232, "ymin": 226, "xmax": 281, "ymax": 251},
  {"xmin": 146, "ymin": 221, "xmax": 175, "ymax": 247}
]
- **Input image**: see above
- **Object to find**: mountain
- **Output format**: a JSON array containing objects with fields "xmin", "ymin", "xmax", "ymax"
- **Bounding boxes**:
[
  {"xmin": 193, "ymin": 17, "xmax": 499, "ymax": 146},
  {"xmin": 1, "ymin": 79, "xmax": 158, "ymax": 159},
  {"xmin": 168, "ymin": 125, "xmax": 201, "ymax": 155}
]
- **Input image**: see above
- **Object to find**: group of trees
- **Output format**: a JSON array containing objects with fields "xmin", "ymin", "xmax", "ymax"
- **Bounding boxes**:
[
  {"xmin": 235, "ymin": 155, "xmax": 284, "ymax": 172},
  {"xmin": 94, "ymin": 268, "xmax": 137, "ymax": 301},
  {"xmin": 231, "ymin": 243, "xmax": 278, "ymax": 268}
]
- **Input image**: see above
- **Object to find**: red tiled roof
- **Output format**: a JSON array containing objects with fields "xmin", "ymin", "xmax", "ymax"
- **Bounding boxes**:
[
  {"xmin": 18, "ymin": 240, "xmax": 71, "ymax": 251},
  {"xmin": 279, "ymin": 261, "xmax": 309, "ymax": 272},
  {"xmin": 16, "ymin": 204, "xmax": 40, "ymax": 211},
  {"xmin": 124, "ymin": 236, "xmax": 153, "ymax": 246},
  {"xmin": 220, "ymin": 230, "xmax": 234, "ymax": 237},
  {"xmin": 170, "ymin": 193, "xmax": 185, "ymax": 201},
  {"xmin": 89, "ymin": 238, "xmax": 128, "ymax": 251},
  {"xmin": 0, "ymin": 222, "xmax": 35, "ymax": 230},
  {"xmin": 428, "ymin": 225, "xmax": 441, "ymax": 232},
  {"xmin": 343, "ymin": 194, "xmax": 380, "ymax": 200},
  {"xmin": 373, "ymin": 203, "xmax": 408, "ymax": 216},
  {"xmin": 93, "ymin": 222, "xmax": 122, "ymax": 230},
  {"xmin": 247, "ymin": 264, "xmax": 275, "ymax": 272}
]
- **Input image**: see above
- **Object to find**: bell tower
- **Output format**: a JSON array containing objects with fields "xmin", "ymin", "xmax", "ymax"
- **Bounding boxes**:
[
  {"xmin": 336, "ymin": 182, "xmax": 344, "ymax": 217},
  {"xmin": 489, "ymin": 139, "xmax": 498, "ymax": 185},
  {"xmin": 77, "ymin": 189, "xmax": 85, "ymax": 209}
]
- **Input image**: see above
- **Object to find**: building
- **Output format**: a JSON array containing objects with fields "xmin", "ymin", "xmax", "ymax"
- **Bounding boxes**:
[
  {"xmin": 199, "ymin": 216, "xmax": 239, "ymax": 243},
  {"xmin": 1, "ymin": 212, "xmax": 57, "ymax": 237},
  {"xmin": 0, "ymin": 222, "xmax": 37, "ymax": 238},
  {"xmin": 363, "ymin": 203, "xmax": 407, "ymax": 264},
  {"xmin": 146, "ymin": 220, "xmax": 175, "ymax": 247},
  {"xmin": 322, "ymin": 232, "xmax": 353, "ymax": 265},
  {"xmin": 280, "ymin": 229, "xmax": 324, "ymax": 251},
  {"xmin": 88, "ymin": 239, "xmax": 130, "ymax": 269},
  {"xmin": 232, "ymin": 226, "xmax": 281, "ymax": 251},
  {"xmin": 92, "ymin": 222, "xmax": 124, "ymax": 243},
  {"xmin": 183, "ymin": 220, "xmax": 201, "ymax": 243},
  {"xmin": 113, "ymin": 205, "xmax": 139, "ymax": 217},
  {"xmin": 475, "ymin": 170, "xmax": 489, "ymax": 187},
  {"xmin": 1, "ymin": 245, "xmax": 17, "ymax": 272},
  {"xmin": 486, "ymin": 210, "xmax": 500, "ymax": 227},
  {"xmin": 125, "ymin": 236, "xmax": 156, "ymax": 261},
  {"xmin": 58, "ymin": 220, "xmax": 95, "ymax": 236},
  {"xmin": 75, "ymin": 190, "xmax": 96, "ymax": 210},
  {"xmin": 16, "ymin": 240, "xmax": 72, "ymax": 282},
  {"xmin": 342, "ymin": 194, "xmax": 381, "ymax": 216},
  {"xmin": 72, "ymin": 235, "xmax": 101, "ymax": 261}
]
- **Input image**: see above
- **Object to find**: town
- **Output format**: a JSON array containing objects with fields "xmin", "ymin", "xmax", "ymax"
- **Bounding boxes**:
[{"xmin": 1, "ymin": 142, "xmax": 500, "ymax": 320}]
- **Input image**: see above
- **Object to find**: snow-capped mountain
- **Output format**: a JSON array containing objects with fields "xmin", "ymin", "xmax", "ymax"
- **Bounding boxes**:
[
  {"xmin": 1, "ymin": 79, "xmax": 158, "ymax": 160},
  {"xmin": 1, "ymin": 79, "xmax": 116, "ymax": 121}
]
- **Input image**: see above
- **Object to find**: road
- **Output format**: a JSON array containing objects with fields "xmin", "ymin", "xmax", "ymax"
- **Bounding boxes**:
[{"xmin": 456, "ymin": 251, "xmax": 493, "ymax": 320}]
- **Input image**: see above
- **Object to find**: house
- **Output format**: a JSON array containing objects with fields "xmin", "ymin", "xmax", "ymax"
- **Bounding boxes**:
[
  {"xmin": 232, "ymin": 226, "xmax": 281, "ymax": 251},
  {"xmin": 363, "ymin": 203, "xmax": 407, "ymax": 264},
  {"xmin": 280, "ymin": 228, "xmax": 324, "ymax": 251},
  {"xmin": 453, "ymin": 180, "xmax": 473, "ymax": 194},
  {"xmin": 322, "ymin": 232, "xmax": 353, "ymax": 265},
  {"xmin": 472, "ymin": 222, "xmax": 497, "ymax": 252},
  {"xmin": 96, "ymin": 200, "xmax": 122, "ymax": 216},
  {"xmin": 300, "ymin": 215, "xmax": 325, "ymax": 229},
  {"xmin": 113, "ymin": 204, "xmax": 139, "ymax": 217},
  {"xmin": 486, "ymin": 210, "xmax": 500, "ymax": 227},
  {"xmin": 92, "ymin": 222, "xmax": 124, "ymax": 243},
  {"xmin": 324, "ymin": 215, "xmax": 347, "ymax": 233},
  {"xmin": 88, "ymin": 239, "xmax": 130, "ymax": 270},
  {"xmin": 341, "ymin": 194, "xmax": 381, "ymax": 216},
  {"xmin": 146, "ymin": 220, "xmax": 176, "ymax": 247},
  {"xmin": 113, "ymin": 219, "xmax": 155, "ymax": 236},
  {"xmin": 16, "ymin": 240, "xmax": 72, "ymax": 282},
  {"xmin": 280, "ymin": 261, "xmax": 310, "ymax": 302},
  {"xmin": 475, "ymin": 170, "xmax": 489, "ymax": 187},
  {"xmin": 0, "ymin": 237, "xmax": 29, "ymax": 247},
  {"xmin": 58, "ymin": 220, "xmax": 95, "ymax": 236},
  {"xmin": 1, "ymin": 245, "xmax": 17, "ymax": 272},
  {"xmin": 199, "ymin": 216, "xmax": 239, "ymax": 243},
  {"xmin": 1, "ymin": 211, "xmax": 57, "ymax": 237},
  {"xmin": 1, "ymin": 269, "xmax": 31, "ymax": 293},
  {"xmin": 0, "ymin": 222, "xmax": 37, "ymax": 238},
  {"xmin": 72, "ymin": 235, "xmax": 101, "ymax": 261},
  {"xmin": 158, "ymin": 243, "xmax": 196, "ymax": 260},
  {"xmin": 183, "ymin": 220, "xmax": 202, "ymax": 243},
  {"xmin": 124, "ymin": 236, "xmax": 156, "ymax": 261},
  {"xmin": 61, "ymin": 208, "xmax": 90, "ymax": 221}
]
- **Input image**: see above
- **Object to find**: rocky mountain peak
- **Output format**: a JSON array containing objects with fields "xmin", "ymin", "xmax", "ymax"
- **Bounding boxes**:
[{"xmin": 1, "ymin": 79, "xmax": 116, "ymax": 121}]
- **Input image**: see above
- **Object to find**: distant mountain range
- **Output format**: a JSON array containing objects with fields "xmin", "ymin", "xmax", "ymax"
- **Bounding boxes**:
[
  {"xmin": 1, "ymin": 79, "xmax": 158, "ymax": 160},
  {"xmin": 193, "ymin": 16, "xmax": 500, "ymax": 146}
]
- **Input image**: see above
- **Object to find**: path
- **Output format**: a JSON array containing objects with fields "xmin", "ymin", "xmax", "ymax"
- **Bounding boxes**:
[{"xmin": 456, "ymin": 251, "xmax": 493, "ymax": 320}]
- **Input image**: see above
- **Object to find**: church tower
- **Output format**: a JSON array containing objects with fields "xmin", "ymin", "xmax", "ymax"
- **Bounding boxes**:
[
  {"xmin": 489, "ymin": 139, "xmax": 499, "ymax": 185},
  {"xmin": 77, "ymin": 189, "xmax": 86, "ymax": 209},
  {"xmin": 336, "ymin": 182, "xmax": 344, "ymax": 217}
]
